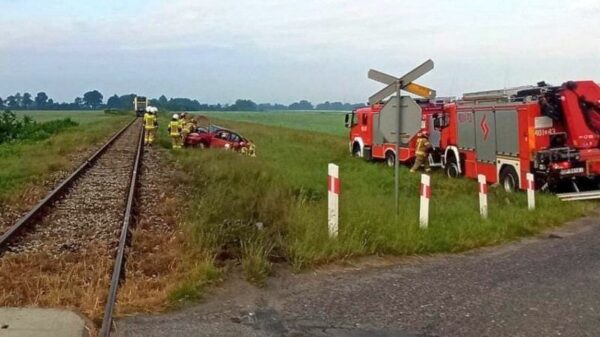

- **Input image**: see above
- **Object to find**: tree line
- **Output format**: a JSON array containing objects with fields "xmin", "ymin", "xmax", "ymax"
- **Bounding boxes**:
[{"xmin": 0, "ymin": 91, "xmax": 365, "ymax": 111}]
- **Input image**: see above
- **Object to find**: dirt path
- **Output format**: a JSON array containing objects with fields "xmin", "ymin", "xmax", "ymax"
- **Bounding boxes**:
[{"xmin": 116, "ymin": 213, "xmax": 600, "ymax": 337}]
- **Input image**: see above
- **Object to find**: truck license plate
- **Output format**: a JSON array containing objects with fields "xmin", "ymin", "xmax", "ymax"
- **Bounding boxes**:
[{"xmin": 560, "ymin": 167, "xmax": 584, "ymax": 175}]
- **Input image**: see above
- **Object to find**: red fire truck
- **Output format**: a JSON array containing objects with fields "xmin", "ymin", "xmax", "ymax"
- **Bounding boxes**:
[{"xmin": 346, "ymin": 80, "xmax": 600, "ymax": 192}]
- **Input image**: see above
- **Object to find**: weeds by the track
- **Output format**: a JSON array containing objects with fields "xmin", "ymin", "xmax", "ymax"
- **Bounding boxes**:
[{"xmin": 0, "ymin": 250, "xmax": 113, "ymax": 333}]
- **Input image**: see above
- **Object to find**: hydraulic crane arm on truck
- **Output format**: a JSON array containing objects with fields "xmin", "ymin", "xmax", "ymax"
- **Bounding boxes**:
[{"xmin": 346, "ymin": 78, "xmax": 600, "ymax": 198}]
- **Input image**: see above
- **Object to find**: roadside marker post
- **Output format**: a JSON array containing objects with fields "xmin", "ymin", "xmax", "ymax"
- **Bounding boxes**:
[
  {"xmin": 328, "ymin": 163, "xmax": 340, "ymax": 238},
  {"xmin": 478, "ymin": 174, "xmax": 488, "ymax": 219},
  {"xmin": 526, "ymin": 173, "xmax": 535, "ymax": 210},
  {"xmin": 419, "ymin": 174, "xmax": 431, "ymax": 229}
]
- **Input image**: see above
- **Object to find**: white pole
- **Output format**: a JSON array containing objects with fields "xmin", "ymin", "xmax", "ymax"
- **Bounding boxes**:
[
  {"xmin": 478, "ymin": 174, "xmax": 488, "ymax": 219},
  {"xmin": 328, "ymin": 163, "xmax": 340, "ymax": 238},
  {"xmin": 526, "ymin": 173, "xmax": 535, "ymax": 210},
  {"xmin": 419, "ymin": 174, "xmax": 431, "ymax": 229}
]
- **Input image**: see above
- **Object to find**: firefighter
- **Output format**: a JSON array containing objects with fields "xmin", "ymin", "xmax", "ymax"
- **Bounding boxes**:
[
  {"xmin": 168, "ymin": 114, "xmax": 182, "ymax": 149},
  {"xmin": 180, "ymin": 113, "xmax": 195, "ymax": 144},
  {"xmin": 143, "ymin": 108, "xmax": 158, "ymax": 145},
  {"xmin": 410, "ymin": 130, "xmax": 432, "ymax": 173},
  {"xmin": 241, "ymin": 142, "xmax": 257, "ymax": 157}
]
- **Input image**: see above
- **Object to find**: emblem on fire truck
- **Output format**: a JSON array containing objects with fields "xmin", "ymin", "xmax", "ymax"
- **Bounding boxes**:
[{"xmin": 480, "ymin": 115, "xmax": 490, "ymax": 140}]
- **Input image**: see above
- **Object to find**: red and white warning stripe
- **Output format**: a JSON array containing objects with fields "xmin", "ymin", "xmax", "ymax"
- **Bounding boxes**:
[
  {"xmin": 419, "ymin": 174, "xmax": 430, "ymax": 229},
  {"xmin": 328, "ymin": 163, "xmax": 340, "ymax": 238},
  {"xmin": 526, "ymin": 173, "xmax": 535, "ymax": 210},
  {"xmin": 478, "ymin": 174, "xmax": 488, "ymax": 219}
]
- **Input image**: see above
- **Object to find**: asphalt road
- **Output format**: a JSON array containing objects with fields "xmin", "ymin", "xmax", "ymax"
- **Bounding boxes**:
[{"xmin": 116, "ymin": 215, "xmax": 600, "ymax": 337}]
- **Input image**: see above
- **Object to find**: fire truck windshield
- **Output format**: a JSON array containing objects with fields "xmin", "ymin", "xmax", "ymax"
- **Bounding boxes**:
[{"xmin": 344, "ymin": 111, "xmax": 356, "ymax": 128}]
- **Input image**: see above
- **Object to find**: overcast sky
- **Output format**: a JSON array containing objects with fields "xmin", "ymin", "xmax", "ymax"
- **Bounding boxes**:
[{"xmin": 1, "ymin": 0, "xmax": 599, "ymax": 104}]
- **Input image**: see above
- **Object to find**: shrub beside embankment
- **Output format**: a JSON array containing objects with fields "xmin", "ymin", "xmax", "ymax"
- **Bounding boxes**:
[{"xmin": 0, "ymin": 110, "xmax": 78, "ymax": 144}]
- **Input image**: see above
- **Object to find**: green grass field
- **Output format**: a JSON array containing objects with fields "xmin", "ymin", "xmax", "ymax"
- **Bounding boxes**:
[
  {"xmin": 0, "ymin": 111, "xmax": 131, "ymax": 202},
  {"xmin": 154, "ymin": 111, "xmax": 595, "ymax": 288},
  {"xmin": 13, "ymin": 110, "xmax": 119, "ymax": 124},
  {"xmin": 200, "ymin": 110, "xmax": 347, "ymax": 137}
]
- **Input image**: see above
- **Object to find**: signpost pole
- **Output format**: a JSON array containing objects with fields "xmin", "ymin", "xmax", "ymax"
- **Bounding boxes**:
[
  {"xmin": 395, "ymin": 81, "xmax": 402, "ymax": 217},
  {"xmin": 367, "ymin": 60, "xmax": 435, "ymax": 219}
]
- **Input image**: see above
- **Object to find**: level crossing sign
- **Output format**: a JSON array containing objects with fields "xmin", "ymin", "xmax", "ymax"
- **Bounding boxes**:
[{"xmin": 367, "ymin": 59, "xmax": 435, "ymax": 215}]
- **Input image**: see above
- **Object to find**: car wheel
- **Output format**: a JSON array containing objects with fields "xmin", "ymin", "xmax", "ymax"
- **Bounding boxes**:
[
  {"xmin": 500, "ymin": 166, "xmax": 519, "ymax": 193},
  {"xmin": 385, "ymin": 151, "xmax": 396, "ymax": 167}
]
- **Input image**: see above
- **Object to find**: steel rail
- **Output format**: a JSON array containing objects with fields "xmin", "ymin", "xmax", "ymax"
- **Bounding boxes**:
[
  {"xmin": 0, "ymin": 118, "xmax": 138, "ymax": 248},
  {"xmin": 99, "ymin": 122, "xmax": 144, "ymax": 337}
]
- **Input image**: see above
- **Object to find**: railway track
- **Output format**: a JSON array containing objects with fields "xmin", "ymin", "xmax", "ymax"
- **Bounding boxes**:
[{"xmin": 0, "ymin": 118, "xmax": 144, "ymax": 336}]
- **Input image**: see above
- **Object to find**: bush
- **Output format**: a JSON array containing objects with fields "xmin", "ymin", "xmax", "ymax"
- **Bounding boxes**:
[{"xmin": 0, "ymin": 110, "xmax": 78, "ymax": 144}]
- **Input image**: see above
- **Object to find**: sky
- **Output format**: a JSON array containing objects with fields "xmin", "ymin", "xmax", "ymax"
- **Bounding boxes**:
[{"xmin": 1, "ymin": 0, "xmax": 599, "ymax": 104}]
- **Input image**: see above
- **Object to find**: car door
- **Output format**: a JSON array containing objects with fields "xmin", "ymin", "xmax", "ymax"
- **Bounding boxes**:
[
  {"xmin": 210, "ymin": 130, "xmax": 229, "ymax": 148},
  {"xmin": 229, "ymin": 133, "xmax": 243, "ymax": 150}
]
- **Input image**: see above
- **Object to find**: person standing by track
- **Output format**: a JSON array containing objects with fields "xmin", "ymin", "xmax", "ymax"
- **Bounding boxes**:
[
  {"xmin": 143, "ymin": 108, "xmax": 158, "ymax": 146},
  {"xmin": 168, "ymin": 114, "xmax": 182, "ymax": 149}
]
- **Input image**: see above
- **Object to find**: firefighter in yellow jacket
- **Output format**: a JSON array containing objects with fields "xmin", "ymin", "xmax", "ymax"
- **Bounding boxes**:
[
  {"xmin": 410, "ymin": 131, "xmax": 432, "ymax": 173},
  {"xmin": 143, "ymin": 109, "xmax": 158, "ymax": 145},
  {"xmin": 168, "ymin": 114, "xmax": 182, "ymax": 149},
  {"xmin": 180, "ymin": 113, "xmax": 195, "ymax": 143}
]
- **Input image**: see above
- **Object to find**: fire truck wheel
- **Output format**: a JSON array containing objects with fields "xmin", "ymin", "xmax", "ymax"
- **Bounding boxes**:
[
  {"xmin": 352, "ymin": 143, "xmax": 361, "ymax": 157},
  {"xmin": 500, "ymin": 166, "xmax": 519, "ymax": 193},
  {"xmin": 385, "ymin": 152, "xmax": 396, "ymax": 167},
  {"xmin": 445, "ymin": 161, "xmax": 460, "ymax": 178}
]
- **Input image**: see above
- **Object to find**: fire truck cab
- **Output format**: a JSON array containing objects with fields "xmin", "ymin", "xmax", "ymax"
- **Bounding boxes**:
[
  {"xmin": 345, "ymin": 100, "xmax": 446, "ymax": 167},
  {"xmin": 347, "ymin": 80, "xmax": 600, "ymax": 192}
]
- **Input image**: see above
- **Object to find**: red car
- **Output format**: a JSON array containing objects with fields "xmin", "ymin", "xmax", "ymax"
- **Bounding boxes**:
[{"xmin": 185, "ymin": 125, "xmax": 254, "ymax": 153}]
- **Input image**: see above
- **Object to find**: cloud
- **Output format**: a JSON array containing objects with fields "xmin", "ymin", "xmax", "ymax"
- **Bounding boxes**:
[{"xmin": 0, "ymin": 0, "xmax": 599, "ymax": 102}]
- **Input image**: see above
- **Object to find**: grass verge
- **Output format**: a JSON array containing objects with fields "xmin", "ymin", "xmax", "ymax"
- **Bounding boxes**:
[
  {"xmin": 157, "ymin": 113, "xmax": 595, "ymax": 294},
  {"xmin": 0, "ymin": 112, "xmax": 131, "ymax": 204}
]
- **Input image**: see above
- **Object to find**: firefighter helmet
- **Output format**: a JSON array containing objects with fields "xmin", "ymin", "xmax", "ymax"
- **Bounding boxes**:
[{"xmin": 172, "ymin": 114, "xmax": 179, "ymax": 120}]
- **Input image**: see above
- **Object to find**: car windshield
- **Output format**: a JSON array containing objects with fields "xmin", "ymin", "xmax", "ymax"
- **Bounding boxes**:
[
  {"xmin": 217, "ymin": 131, "xmax": 229, "ymax": 139},
  {"xmin": 208, "ymin": 125, "xmax": 226, "ymax": 133}
]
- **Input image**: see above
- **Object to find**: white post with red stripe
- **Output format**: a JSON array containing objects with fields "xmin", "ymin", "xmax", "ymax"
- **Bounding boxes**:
[
  {"xmin": 419, "ymin": 174, "xmax": 431, "ymax": 229},
  {"xmin": 526, "ymin": 173, "xmax": 535, "ymax": 210},
  {"xmin": 478, "ymin": 174, "xmax": 488, "ymax": 219},
  {"xmin": 328, "ymin": 163, "xmax": 340, "ymax": 238}
]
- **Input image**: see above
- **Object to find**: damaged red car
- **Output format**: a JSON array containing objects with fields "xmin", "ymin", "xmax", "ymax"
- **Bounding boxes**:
[{"xmin": 184, "ymin": 125, "xmax": 256, "ymax": 155}]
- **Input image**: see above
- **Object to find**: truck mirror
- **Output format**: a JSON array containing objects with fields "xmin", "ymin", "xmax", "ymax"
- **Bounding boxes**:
[{"xmin": 344, "ymin": 113, "xmax": 351, "ymax": 128}]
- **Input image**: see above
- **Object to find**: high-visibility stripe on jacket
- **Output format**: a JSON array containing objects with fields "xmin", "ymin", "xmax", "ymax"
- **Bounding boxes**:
[
  {"xmin": 183, "ymin": 122, "xmax": 194, "ymax": 133},
  {"xmin": 168, "ymin": 121, "xmax": 181, "ymax": 136},
  {"xmin": 143, "ymin": 113, "xmax": 156, "ymax": 130},
  {"xmin": 415, "ymin": 137, "xmax": 431, "ymax": 156}
]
